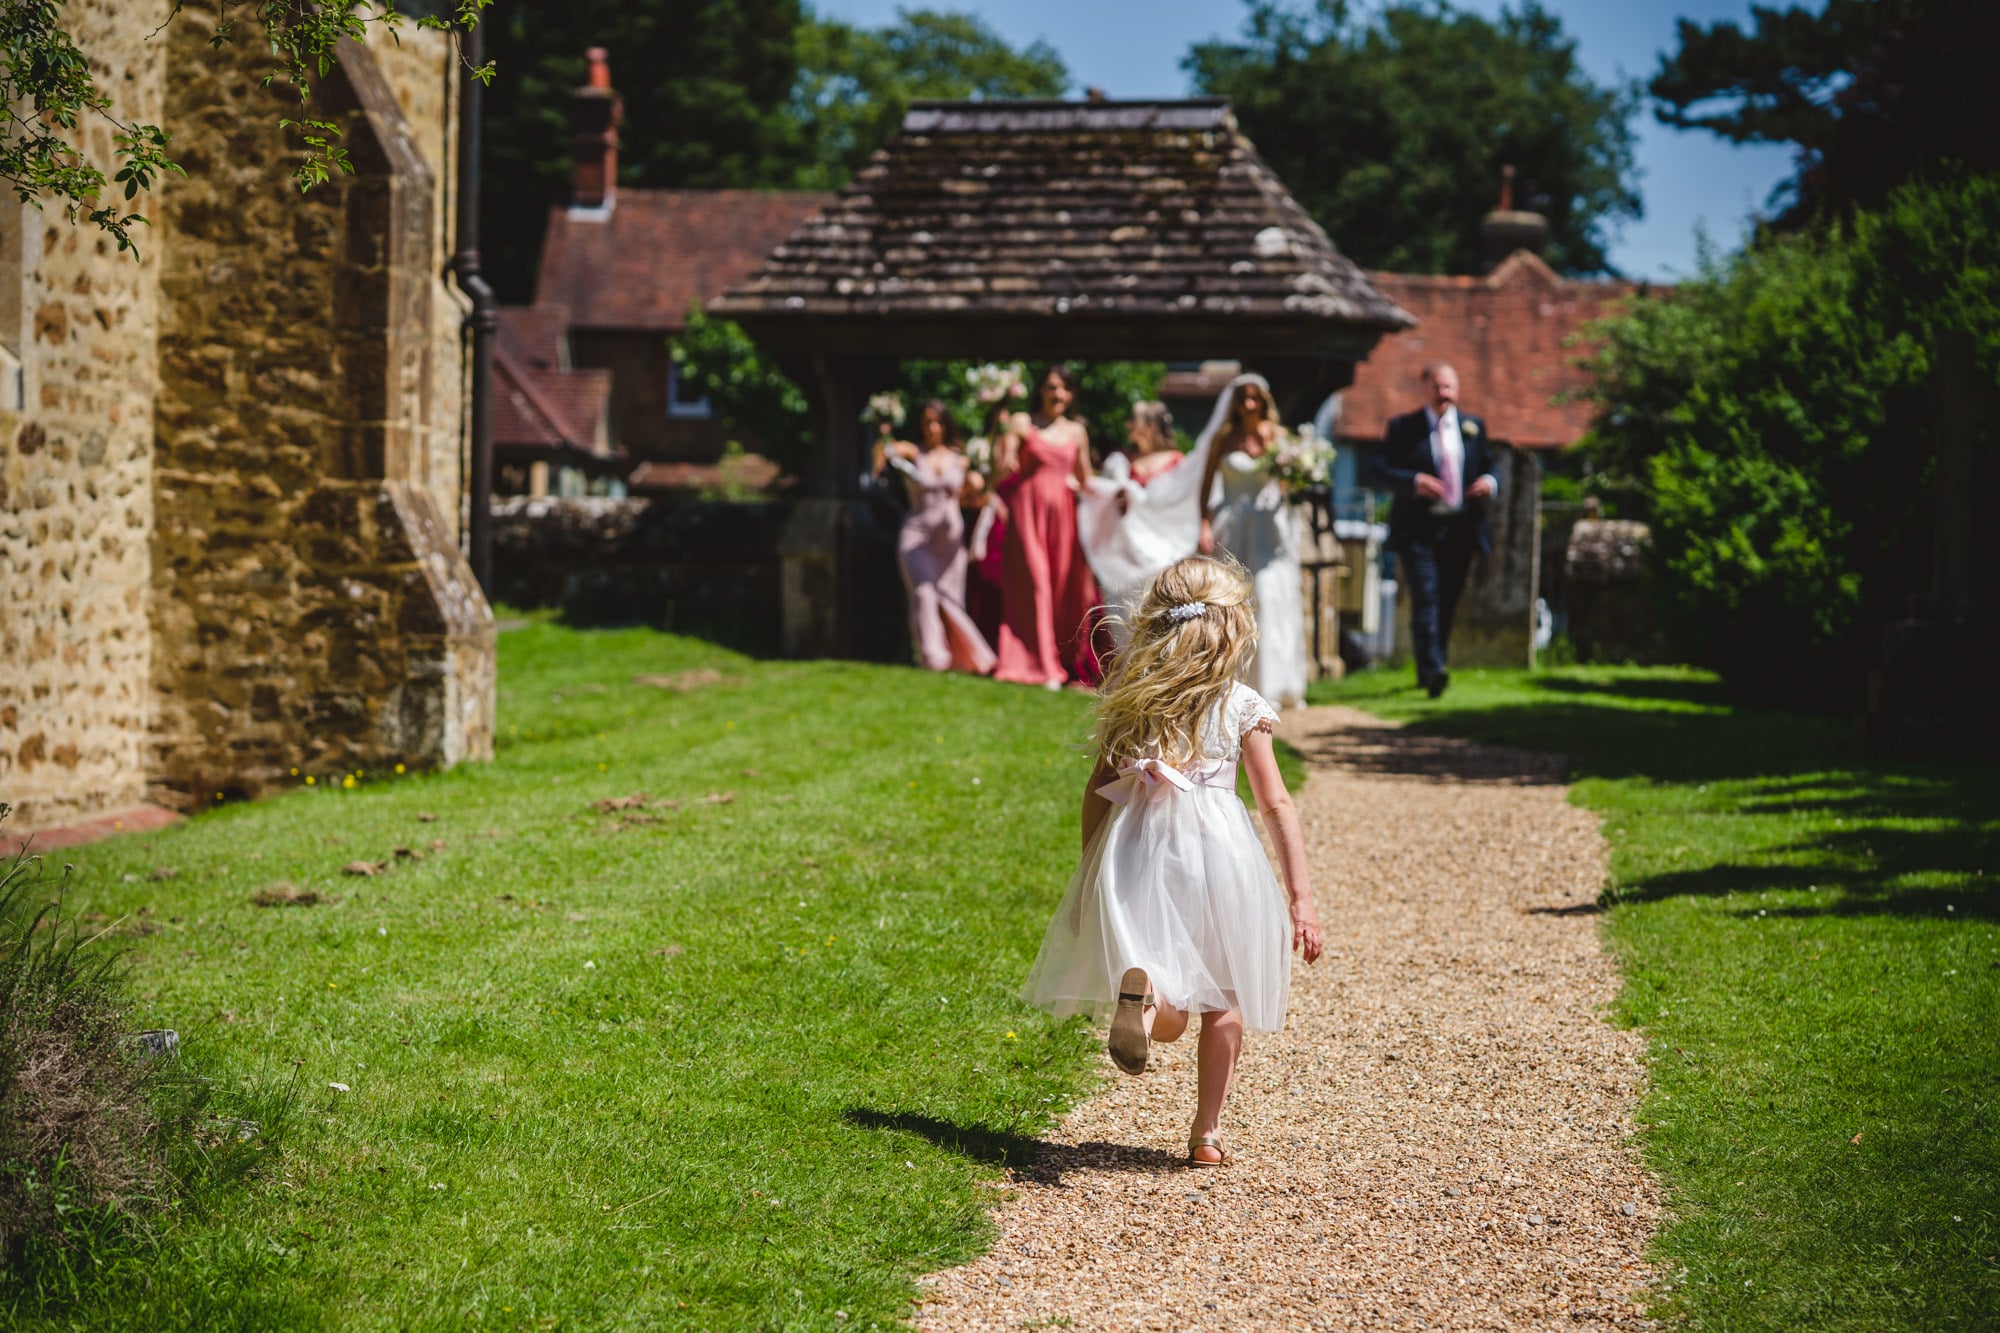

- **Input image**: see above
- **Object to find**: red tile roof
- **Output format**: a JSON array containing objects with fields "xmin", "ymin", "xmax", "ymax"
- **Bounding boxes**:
[
  {"xmin": 494, "ymin": 305, "xmax": 612, "ymax": 452},
  {"xmin": 497, "ymin": 302, "xmax": 571, "ymax": 370},
  {"xmin": 1338, "ymin": 252, "xmax": 1643, "ymax": 450},
  {"xmin": 535, "ymin": 189, "xmax": 836, "ymax": 332}
]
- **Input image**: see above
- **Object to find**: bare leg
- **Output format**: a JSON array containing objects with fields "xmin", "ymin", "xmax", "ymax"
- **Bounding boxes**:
[
  {"xmin": 1191, "ymin": 1010, "xmax": 1244, "ymax": 1161},
  {"xmin": 1148, "ymin": 998, "xmax": 1189, "ymax": 1044}
]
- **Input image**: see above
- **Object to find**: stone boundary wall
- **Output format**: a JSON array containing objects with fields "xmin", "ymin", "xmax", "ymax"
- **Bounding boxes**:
[
  {"xmin": 0, "ymin": 0, "xmax": 169, "ymax": 828},
  {"xmin": 491, "ymin": 497, "xmax": 789, "ymax": 653},
  {"xmin": 1564, "ymin": 518, "xmax": 1672, "ymax": 666}
]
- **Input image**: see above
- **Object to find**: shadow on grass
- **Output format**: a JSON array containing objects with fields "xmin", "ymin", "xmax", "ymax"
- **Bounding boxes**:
[
  {"xmin": 1388, "ymin": 699, "xmax": 1845, "ymax": 785},
  {"xmin": 1527, "ymin": 673, "xmax": 1738, "ymax": 710},
  {"xmin": 843, "ymin": 1109, "xmax": 1184, "ymax": 1184},
  {"xmin": 1322, "ymin": 667, "xmax": 1999, "ymax": 922},
  {"xmin": 1617, "ymin": 823, "xmax": 2000, "ymax": 920}
]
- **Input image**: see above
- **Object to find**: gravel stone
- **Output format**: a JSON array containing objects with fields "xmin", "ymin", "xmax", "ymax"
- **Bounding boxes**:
[{"xmin": 920, "ymin": 705, "xmax": 1660, "ymax": 1331}]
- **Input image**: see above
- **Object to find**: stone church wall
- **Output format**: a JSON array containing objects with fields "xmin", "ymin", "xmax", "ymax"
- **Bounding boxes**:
[
  {"xmin": 0, "ymin": 0, "xmax": 169, "ymax": 828},
  {"xmin": 0, "ymin": 6, "xmax": 494, "ymax": 832},
  {"xmin": 147, "ymin": 5, "xmax": 493, "ymax": 808}
]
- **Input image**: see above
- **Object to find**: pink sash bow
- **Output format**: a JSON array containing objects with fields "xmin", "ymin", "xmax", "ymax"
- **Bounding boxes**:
[{"xmin": 1096, "ymin": 757, "xmax": 1196, "ymax": 805}]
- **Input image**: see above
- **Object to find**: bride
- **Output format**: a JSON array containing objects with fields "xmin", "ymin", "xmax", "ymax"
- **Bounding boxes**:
[
  {"xmin": 1199, "ymin": 375, "xmax": 1307, "ymax": 707},
  {"xmin": 1078, "ymin": 372, "xmax": 1309, "ymax": 706}
]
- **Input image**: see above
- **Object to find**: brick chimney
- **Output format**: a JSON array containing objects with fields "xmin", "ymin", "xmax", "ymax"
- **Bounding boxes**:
[
  {"xmin": 1478, "ymin": 164, "xmax": 1549, "ymax": 271},
  {"xmin": 570, "ymin": 47, "xmax": 622, "ymax": 212}
]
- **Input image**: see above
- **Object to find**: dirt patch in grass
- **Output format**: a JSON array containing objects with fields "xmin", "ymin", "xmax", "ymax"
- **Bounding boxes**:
[
  {"xmin": 632, "ymin": 668, "xmax": 737, "ymax": 692},
  {"xmin": 249, "ymin": 884, "xmax": 322, "ymax": 908}
]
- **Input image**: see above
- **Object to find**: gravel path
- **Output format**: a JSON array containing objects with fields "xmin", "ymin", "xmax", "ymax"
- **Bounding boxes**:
[{"xmin": 918, "ymin": 704, "xmax": 1659, "ymax": 1331}]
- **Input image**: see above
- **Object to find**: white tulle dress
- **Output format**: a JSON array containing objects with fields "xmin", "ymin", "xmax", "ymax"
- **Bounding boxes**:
[{"xmin": 1023, "ymin": 682, "xmax": 1294, "ymax": 1033}]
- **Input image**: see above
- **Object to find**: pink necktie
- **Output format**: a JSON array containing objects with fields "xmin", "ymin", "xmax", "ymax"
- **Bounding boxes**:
[{"xmin": 1437, "ymin": 418, "xmax": 1461, "ymax": 508}]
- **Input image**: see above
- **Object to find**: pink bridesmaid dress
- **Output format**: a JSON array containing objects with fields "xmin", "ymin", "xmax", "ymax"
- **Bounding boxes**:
[{"xmin": 995, "ymin": 423, "xmax": 1101, "ymax": 685}]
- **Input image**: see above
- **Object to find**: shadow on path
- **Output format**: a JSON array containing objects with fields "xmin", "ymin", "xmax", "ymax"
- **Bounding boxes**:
[
  {"xmin": 1286, "ymin": 710, "xmax": 1568, "ymax": 787},
  {"xmin": 844, "ymin": 1109, "xmax": 1183, "ymax": 1184}
]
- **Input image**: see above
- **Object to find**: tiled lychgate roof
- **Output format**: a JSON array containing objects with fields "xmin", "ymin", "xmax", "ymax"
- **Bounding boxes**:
[
  {"xmin": 535, "ymin": 189, "xmax": 836, "ymax": 332},
  {"xmin": 711, "ymin": 99, "xmax": 1411, "ymax": 357},
  {"xmin": 1339, "ymin": 253, "xmax": 1643, "ymax": 450}
]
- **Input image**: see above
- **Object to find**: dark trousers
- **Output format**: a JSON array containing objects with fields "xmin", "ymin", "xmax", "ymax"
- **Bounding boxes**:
[{"xmin": 1399, "ymin": 520, "xmax": 1479, "ymax": 684}]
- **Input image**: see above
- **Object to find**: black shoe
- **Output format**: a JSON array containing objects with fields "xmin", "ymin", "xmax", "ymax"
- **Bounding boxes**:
[{"xmin": 1427, "ymin": 670, "xmax": 1450, "ymax": 699}]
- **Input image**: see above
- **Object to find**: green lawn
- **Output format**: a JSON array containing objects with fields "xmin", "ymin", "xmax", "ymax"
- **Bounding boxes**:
[
  {"xmin": 6, "ymin": 619, "xmax": 1130, "ymax": 1330},
  {"xmin": 1317, "ymin": 666, "xmax": 2000, "ymax": 1330}
]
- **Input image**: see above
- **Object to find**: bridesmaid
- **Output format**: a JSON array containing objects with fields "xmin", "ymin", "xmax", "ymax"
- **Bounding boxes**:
[
  {"xmin": 993, "ymin": 366, "xmax": 1101, "ymax": 688},
  {"xmin": 962, "ymin": 402, "xmax": 1011, "ymax": 649},
  {"xmin": 1125, "ymin": 400, "xmax": 1183, "ymax": 485},
  {"xmin": 877, "ymin": 399, "xmax": 996, "ymax": 674}
]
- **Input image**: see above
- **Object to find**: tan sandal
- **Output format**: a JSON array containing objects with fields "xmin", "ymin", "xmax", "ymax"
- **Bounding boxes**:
[
  {"xmin": 1187, "ymin": 1134, "xmax": 1232, "ymax": 1168},
  {"xmin": 1108, "ymin": 967, "xmax": 1152, "ymax": 1075}
]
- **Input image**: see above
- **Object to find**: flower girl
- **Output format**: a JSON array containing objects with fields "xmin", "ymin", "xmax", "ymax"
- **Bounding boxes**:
[{"xmin": 1024, "ymin": 556, "xmax": 1323, "ymax": 1166}]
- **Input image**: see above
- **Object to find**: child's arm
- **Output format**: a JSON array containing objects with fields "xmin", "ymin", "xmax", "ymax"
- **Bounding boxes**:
[
  {"xmin": 1240, "ymin": 724, "xmax": 1324, "ymax": 964},
  {"xmin": 1080, "ymin": 752, "xmax": 1118, "ymax": 850}
]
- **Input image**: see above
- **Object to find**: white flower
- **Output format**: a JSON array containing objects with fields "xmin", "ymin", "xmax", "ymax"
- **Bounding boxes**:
[
  {"xmin": 1266, "ymin": 426, "xmax": 1335, "ymax": 491},
  {"xmin": 328, "ymin": 1082, "xmax": 350, "ymax": 1093},
  {"xmin": 860, "ymin": 391, "xmax": 906, "ymax": 428},
  {"xmin": 966, "ymin": 361, "xmax": 1029, "ymax": 405}
]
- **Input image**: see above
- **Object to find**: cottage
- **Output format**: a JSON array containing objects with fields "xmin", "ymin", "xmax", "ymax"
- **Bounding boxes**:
[
  {"xmin": 492, "ymin": 303, "xmax": 620, "ymax": 498},
  {"xmin": 513, "ymin": 50, "xmax": 831, "ymax": 486}
]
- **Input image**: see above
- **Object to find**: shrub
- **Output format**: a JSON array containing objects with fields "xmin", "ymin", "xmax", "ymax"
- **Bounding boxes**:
[
  {"xmin": 669, "ymin": 305, "xmax": 1172, "ymax": 477},
  {"xmin": 669, "ymin": 305, "xmax": 816, "ymax": 475},
  {"xmin": 1577, "ymin": 172, "xmax": 2000, "ymax": 705},
  {"xmin": 896, "ymin": 358, "xmax": 1168, "ymax": 457}
]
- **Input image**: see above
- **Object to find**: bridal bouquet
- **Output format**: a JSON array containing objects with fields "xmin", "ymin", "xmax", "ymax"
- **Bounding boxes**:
[
  {"xmin": 964, "ymin": 361, "xmax": 1028, "ymax": 406},
  {"xmin": 963, "ymin": 434, "xmax": 994, "ymax": 474},
  {"xmin": 1267, "ymin": 423, "xmax": 1334, "ymax": 492},
  {"xmin": 860, "ymin": 391, "xmax": 906, "ymax": 430}
]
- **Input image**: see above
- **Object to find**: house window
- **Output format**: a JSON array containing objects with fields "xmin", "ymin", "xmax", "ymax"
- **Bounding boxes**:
[{"xmin": 666, "ymin": 359, "xmax": 712, "ymax": 420}]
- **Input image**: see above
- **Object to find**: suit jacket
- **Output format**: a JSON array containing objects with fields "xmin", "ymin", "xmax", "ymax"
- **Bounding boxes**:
[{"xmin": 1369, "ymin": 406, "xmax": 1500, "ymax": 553}]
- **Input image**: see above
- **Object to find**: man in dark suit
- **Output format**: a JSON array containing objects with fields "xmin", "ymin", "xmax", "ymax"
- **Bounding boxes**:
[{"xmin": 1369, "ymin": 364, "xmax": 1499, "ymax": 698}]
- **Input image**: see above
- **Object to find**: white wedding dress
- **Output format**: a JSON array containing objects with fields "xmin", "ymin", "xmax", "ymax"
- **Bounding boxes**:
[
  {"xmin": 1023, "ymin": 682, "xmax": 1293, "ymax": 1032},
  {"xmin": 1212, "ymin": 452, "xmax": 1308, "ymax": 707}
]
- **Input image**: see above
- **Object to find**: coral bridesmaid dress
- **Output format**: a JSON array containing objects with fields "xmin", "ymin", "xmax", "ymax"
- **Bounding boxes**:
[{"xmin": 995, "ymin": 423, "xmax": 1101, "ymax": 685}]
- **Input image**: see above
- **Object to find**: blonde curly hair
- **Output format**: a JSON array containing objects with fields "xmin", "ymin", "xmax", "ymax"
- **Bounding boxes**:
[{"xmin": 1093, "ymin": 556, "xmax": 1257, "ymax": 770}]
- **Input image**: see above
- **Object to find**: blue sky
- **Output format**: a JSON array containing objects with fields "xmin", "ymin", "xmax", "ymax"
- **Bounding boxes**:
[{"xmin": 809, "ymin": 0, "xmax": 1801, "ymax": 280}]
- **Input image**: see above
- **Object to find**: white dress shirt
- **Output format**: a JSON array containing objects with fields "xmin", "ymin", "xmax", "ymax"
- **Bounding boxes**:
[
  {"xmin": 1423, "ymin": 404, "xmax": 1493, "ymax": 515},
  {"xmin": 1425, "ymin": 404, "xmax": 1463, "ymax": 513}
]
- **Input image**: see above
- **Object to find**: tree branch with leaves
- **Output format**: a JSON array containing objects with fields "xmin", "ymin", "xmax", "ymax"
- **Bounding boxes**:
[{"xmin": 0, "ymin": 0, "xmax": 491, "ymax": 258}]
